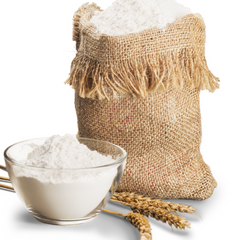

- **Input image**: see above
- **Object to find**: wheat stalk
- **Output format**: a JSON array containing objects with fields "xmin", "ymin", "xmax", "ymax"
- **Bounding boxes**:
[
  {"xmin": 103, "ymin": 209, "xmax": 152, "ymax": 240},
  {"xmin": 112, "ymin": 199, "xmax": 191, "ymax": 229},
  {"xmin": 112, "ymin": 192, "xmax": 196, "ymax": 214},
  {"xmin": 130, "ymin": 202, "xmax": 191, "ymax": 229},
  {"xmin": 111, "ymin": 192, "xmax": 194, "ymax": 229}
]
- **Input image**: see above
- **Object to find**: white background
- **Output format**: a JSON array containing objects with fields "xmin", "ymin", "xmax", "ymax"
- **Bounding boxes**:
[{"xmin": 0, "ymin": 0, "xmax": 239, "ymax": 239}]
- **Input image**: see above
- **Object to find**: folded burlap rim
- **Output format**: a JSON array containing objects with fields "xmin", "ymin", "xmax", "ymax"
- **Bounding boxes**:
[{"xmin": 66, "ymin": 3, "xmax": 219, "ymax": 100}]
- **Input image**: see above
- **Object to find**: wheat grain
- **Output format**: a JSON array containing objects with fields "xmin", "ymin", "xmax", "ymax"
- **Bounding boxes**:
[
  {"xmin": 125, "ymin": 212, "xmax": 152, "ymax": 240},
  {"xmin": 111, "ymin": 192, "xmax": 193, "ymax": 229},
  {"xmin": 103, "ymin": 209, "xmax": 152, "ymax": 240},
  {"xmin": 112, "ymin": 192, "xmax": 196, "ymax": 213},
  {"xmin": 131, "ymin": 203, "xmax": 191, "ymax": 229}
]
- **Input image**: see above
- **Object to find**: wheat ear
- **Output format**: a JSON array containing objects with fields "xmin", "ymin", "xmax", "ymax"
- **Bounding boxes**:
[
  {"xmin": 131, "ymin": 203, "xmax": 191, "ymax": 229},
  {"xmin": 112, "ymin": 192, "xmax": 196, "ymax": 213},
  {"xmin": 103, "ymin": 209, "xmax": 152, "ymax": 240}
]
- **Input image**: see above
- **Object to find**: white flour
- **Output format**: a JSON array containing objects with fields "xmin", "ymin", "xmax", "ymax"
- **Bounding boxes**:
[
  {"xmin": 10, "ymin": 135, "xmax": 118, "ymax": 220},
  {"xmin": 27, "ymin": 134, "xmax": 115, "ymax": 169},
  {"xmin": 90, "ymin": 0, "xmax": 191, "ymax": 36},
  {"xmin": 14, "ymin": 134, "xmax": 117, "ymax": 183}
]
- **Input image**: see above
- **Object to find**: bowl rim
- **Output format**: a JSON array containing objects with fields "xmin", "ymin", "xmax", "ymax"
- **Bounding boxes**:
[{"xmin": 4, "ymin": 136, "xmax": 127, "ymax": 171}]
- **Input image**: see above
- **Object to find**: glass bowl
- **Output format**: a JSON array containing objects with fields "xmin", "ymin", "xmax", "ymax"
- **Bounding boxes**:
[{"xmin": 4, "ymin": 137, "xmax": 127, "ymax": 226}]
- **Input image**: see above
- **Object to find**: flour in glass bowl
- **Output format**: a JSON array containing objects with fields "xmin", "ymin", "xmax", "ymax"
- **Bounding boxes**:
[
  {"xmin": 27, "ymin": 134, "xmax": 115, "ymax": 169},
  {"xmin": 10, "ymin": 134, "xmax": 119, "ymax": 220},
  {"xmin": 14, "ymin": 134, "xmax": 117, "ymax": 183}
]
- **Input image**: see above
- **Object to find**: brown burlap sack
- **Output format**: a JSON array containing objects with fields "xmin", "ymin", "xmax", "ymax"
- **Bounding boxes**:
[{"xmin": 67, "ymin": 3, "xmax": 219, "ymax": 200}]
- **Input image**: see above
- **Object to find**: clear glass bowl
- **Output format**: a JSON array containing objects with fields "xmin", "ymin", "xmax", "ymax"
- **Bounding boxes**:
[{"xmin": 4, "ymin": 137, "xmax": 127, "ymax": 226}]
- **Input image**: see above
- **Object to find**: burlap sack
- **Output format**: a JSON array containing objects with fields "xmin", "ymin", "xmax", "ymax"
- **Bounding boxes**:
[{"xmin": 67, "ymin": 3, "xmax": 219, "ymax": 200}]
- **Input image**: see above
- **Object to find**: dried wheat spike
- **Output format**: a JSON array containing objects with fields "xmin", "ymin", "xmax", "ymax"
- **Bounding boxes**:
[
  {"xmin": 112, "ymin": 192, "xmax": 196, "ymax": 214},
  {"xmin": 131, "ymin": 203, "xmax": 191, "ymax": 229},
  {"xmin": 103, "ymin": 209, "xmax": 152, "ymax": 240},
  {"xmin": 113, "ymin": 191, "xmax": 150, "ymax": 202},
  {"xmin": 125, "ymin": 212, "xmax": 152, "ymax": 240}
]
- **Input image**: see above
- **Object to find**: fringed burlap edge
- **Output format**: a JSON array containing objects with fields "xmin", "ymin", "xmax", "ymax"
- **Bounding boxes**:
[
  {"xmin": 66, "ymin": 50, "xmax": 219, "ymax": 100},
  {"xmin": 66, "ymin": 3, "xmax": 219, "ymax": 100}
]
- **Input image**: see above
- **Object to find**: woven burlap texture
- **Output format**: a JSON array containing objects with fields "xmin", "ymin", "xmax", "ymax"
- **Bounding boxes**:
[{"xmin": 69, "ymin": 3, "xmax": 219, "ymax": 200}]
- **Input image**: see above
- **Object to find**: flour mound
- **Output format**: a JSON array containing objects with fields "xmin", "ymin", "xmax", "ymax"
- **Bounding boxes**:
[
  {"xmin": 90, "ymin": 0, "xmax": 191, "ymax": 36},
  {"xmin": 26, "ymin": 134, "xmax": 114, "ymax": 169},
  {"xmin": 13, "ymin": 134, "xmax": 117, "ymax": 183}
]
